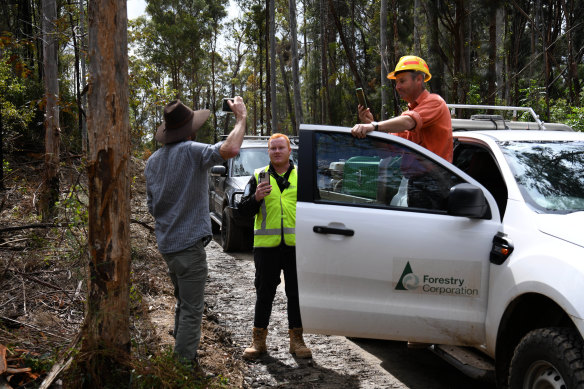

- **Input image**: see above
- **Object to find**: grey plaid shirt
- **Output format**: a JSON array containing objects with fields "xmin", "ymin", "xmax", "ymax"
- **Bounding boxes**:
[{"xmin": 145, "ymin": 141, "xmax": 224, "ymax": 254}]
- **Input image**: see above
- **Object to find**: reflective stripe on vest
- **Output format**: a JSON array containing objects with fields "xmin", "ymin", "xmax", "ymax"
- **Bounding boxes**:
[{"xmin": 253, "ymin": 166, "xmax": 297, "ymax": 247}]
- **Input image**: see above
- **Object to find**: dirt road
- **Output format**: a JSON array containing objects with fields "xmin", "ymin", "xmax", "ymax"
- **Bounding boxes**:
[{"xmin": 204, "ymin": 238, "xmax": 496, "ymax": 389}]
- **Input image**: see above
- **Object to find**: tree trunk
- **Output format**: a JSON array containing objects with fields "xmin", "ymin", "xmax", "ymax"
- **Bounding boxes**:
[
  {"xmin": 487, "ymin": 1, "xmax": 497, "ymax": 105},
  {"xmin": 454, "ymin": 0, "xmax": 469, "ymax": 104},
  {"xmin": 269, "ymin": 0, "xmax": 277, "ymax": 133},
  {"xmin": 561, "ymin": 0, "xmax": 578, "ymax": 105},
  {"xmin": 496, "ymin": 5, "xmax": 505, "ymax": 103},
  {"xmin": 66, "ymin": 0, "xmax": 81, "ymax": 149},
  {"xmin": 425, "ymin": 0, "xmax": 445, "ymax": 99},
  {"xmin": 413, "ymin": 0, "xmax": 422, "ymax": 54},
  {"xmin": 40, "ymin": 0, "xmax": 60, "ymax": 221},
  {"xmin": 327, "ymin": 0, "xmax": 366, "ymax": 94},
  {"xmin": 302, "ymin": 0, "xmax": 310, "ymax": 118},
  {"xmin": 265, "ymin": 0, "xmax": 272, "ymax": 134},
  {"xmin": 212, "ymin": 23, "xmax": 218, "ymax": 142},
  {"xmin": 391, "ymin": 0, "xmax": 400, "ymax": 116},
  {"xmin": 259, "ymin": 13, "xmax": 264, "ymax": 135},
  {"xmin": 70, "ymin": 0, "xmax": 132, "ymax": 385},
  {"xmin": 288, "ymin": 0, "xmax": 303, "ymax": 135},
  {"xmin": 79, "ymin": 0, "xmax": 88, "ymax": 153},
  {"xmin": 278, "ymin": 44, "xmax": 295, "ymax": 133},
  {"xmin": 320, "ymin": 0, "xmax": 329, "ymax": 124},
  {"xmin": 224, "ymin": 38, "xmax": 246, "ymax": 136},
  {"xmin": 380, "ymin": 0, "xmax": 388, "ymax": 120},
  {"xmin": 0, "ymin": 107, "xmax": 4, "ymax": 190}
]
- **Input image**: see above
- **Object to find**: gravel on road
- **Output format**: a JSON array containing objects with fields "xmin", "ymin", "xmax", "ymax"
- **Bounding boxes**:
[{"xmin": 204, "ymin": 239, "xmax": 409, "ymax": 389}]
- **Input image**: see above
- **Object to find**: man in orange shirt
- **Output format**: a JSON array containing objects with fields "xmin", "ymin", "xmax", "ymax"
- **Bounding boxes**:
[{"xmin": 351, "ymin": 55, "xmax": 452, "ymax": 162}]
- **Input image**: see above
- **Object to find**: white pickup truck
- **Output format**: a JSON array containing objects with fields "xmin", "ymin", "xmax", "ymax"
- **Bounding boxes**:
[{"xmin": 295, "ymin": 106, "xmax": 584, "ymax": 388}]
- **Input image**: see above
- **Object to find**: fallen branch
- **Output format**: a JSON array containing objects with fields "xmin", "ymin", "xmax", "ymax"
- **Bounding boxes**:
[
  {"xmin": 0, "ymin": 223, "xmax": 82, "ymax": 233},
  {"xmin": 0, "ymin": 316, "xmax": 70, "ymax": 341},
  {"xmin": 131, "ymin": 218, "xmax": 154, "ymax": 233},
  {"xmin": 39, "ymin": 356, "xmax": 73, "ymax": 389},
  {"xmin": 39, "ymin": 333, "xmax": 80, "ymax": 389},
  {"xmin": 6, "ymin": 366, "xmax": 32, "ymax": 374},
  {"xmin": 12, "ymin": 271, "xmax": 77, "ymax": 304},
  {"xmin": 15, "ymin": 272, "xmax": 68, "ymax": 294}
]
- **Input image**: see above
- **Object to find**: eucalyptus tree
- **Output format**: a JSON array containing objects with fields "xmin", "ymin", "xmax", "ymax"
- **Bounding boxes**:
[
  {"xmin": 288, "ymin": 0, "xmax": 303, "ymax": 134},
  {"xmin": 380, "ymin": 0, "xmax": 388, "ymax": 120},
  {"xmin": 40, "ymin": 0, "xmax": 60, "ymax": 220},
  {"xmin": 268, "ymin": 0, "xmax": 277, "ymax": 132},
  {"xmin": 71, "ymin": 0, "xmax": 132, "ymax": 385},
  {"xmin": 144, "ymin": 0, "xmax": 215, "ymax": 95}
]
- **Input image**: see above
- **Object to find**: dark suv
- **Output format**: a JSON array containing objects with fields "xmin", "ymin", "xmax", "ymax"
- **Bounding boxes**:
[{"xmin": 209, "ymin": 136, "xmax": 298, "ymax": 252}]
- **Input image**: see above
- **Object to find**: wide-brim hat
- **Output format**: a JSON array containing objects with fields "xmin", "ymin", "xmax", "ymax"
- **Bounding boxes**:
[{"xmin": 155, "ymin": 100, "xmax": 210, "ymax": 144}]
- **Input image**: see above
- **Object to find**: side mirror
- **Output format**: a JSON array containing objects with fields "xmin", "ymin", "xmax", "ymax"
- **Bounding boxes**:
[
  {"xmin": 448, "ymin": 183, "xmax": 489, "ymax": 218},
  {"xmin": 210, "ymin": 165, "xmax": 227, "ymax": 176}
]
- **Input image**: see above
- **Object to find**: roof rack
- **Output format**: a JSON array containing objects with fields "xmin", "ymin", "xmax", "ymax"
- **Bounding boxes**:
[
  {"xmin": 219, "ymin": 134, "xmax": 299, "ymax": 144},
  {"xmin": 219, "ymin": 135, "xmax": 272, "ymax": 140},
  {"xmin": 447, "ymin": 104, "xmax": 546, "ymax": 130}
]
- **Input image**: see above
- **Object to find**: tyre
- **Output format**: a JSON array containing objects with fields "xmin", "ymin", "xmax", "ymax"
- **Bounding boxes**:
[
  {"xmin": 211, "ymin": 217, "xmax": 220, "ymax": 234},
  {"xmin": 221, "ymin": 207, "xmax": 245, "ymax": 252},
  {"xmin": 509, "ymin": 327, "xmax": 584, "ymax": 389}
]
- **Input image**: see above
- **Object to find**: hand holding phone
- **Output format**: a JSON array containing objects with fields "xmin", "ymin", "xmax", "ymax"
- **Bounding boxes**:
[
  {"xmin": 259, "ymin": 171, "xmax": 270, "ymax": 185},
  {"xmin": 356, "ymin": 88, "xmax": 367, "ymax": 108},
  {"xmin": 222, "ymin": 98, "xmax": 234, "ymax": 112},
  {"xmin": 256, "ymin": 171, "xmax": 271, "ymax": 201}
]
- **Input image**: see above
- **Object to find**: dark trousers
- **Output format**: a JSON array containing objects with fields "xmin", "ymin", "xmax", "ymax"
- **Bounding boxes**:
[{"xmin": 253, "ymin": 244, "xmax": 302, "ymax": 329}]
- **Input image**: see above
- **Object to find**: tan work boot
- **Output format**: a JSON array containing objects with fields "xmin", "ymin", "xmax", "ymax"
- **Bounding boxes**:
[
  {"xmin": 288, "ymin": 328, "xmax": 312, "ymax": 358},
  {"xmin": 242, "ymin": 327, "xmax": 268, "ymax": 360}
]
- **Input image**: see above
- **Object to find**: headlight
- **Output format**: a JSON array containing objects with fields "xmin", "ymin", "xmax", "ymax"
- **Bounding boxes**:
[{"xmin": 232, "ymin": 192, "xmax": 243, "ymax": 205}]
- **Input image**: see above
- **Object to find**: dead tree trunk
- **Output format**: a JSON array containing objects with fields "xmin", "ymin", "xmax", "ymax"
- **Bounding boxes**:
[{"xmin": 68, "ymin": 0, "xmax": 132, "ymax": 386}]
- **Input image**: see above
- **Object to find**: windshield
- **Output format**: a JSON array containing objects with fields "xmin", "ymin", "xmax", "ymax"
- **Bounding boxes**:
[
  {"xmin": 231, "ymin": 147, "xmax": 299, "ymax": 177},
  {"xmin": 500, "ymin": 140, "xmax": 584, "ymax": 214}
]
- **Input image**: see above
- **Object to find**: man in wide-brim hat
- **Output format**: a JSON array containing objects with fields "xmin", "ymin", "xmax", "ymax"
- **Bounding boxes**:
[{"xmin": 145, "ymin": 96, "xmax": 247, "ymax": 372}]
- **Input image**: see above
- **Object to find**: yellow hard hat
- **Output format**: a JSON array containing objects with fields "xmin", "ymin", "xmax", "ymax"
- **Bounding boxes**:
[{"xmin": 387, "ymin": 55, "xmax": 431, "ymax": 82}]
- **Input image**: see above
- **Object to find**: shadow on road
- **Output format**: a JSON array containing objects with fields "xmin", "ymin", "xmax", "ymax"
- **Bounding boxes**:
[{"xmin": 349, "ymin": 338, "xmax": 496, "ymax": 389}]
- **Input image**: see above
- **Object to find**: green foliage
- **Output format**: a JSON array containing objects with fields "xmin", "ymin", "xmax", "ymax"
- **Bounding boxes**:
[
  {"xmin": 22, "ymin": 352, "xmax": 56, "ymax": 373},
  {"xmin": 131, "ymin": 348, "xmax": 229, "ymax": 388},
  {"xmin": 548, "ymin": 96, "xmax": 584, "ymax": 132},
  {"xmin": 3, "ymin": 160, "xmax": 11, "ymax": 174},
  {"xmin": 0, "ymin": 34, "xmax": 42, "ymax": 151},
  {"xmin": 55, "ymin": 185, "xmax": 88, "ymax": 228}
]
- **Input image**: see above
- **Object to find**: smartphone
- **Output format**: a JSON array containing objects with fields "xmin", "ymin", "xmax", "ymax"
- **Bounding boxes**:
[
  {"xmin": 222, "ymin": 98, "xmax": 234, "ymax": 112},
  {"xmin": 258, "ymin": 171, "xmax": 270, "ymax": 184},
  {"xmin": 356, "ymin": 88, "xmax": 367, "ymax": 108}
]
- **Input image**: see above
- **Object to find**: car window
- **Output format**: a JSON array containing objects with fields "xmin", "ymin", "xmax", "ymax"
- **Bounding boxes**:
[
  {"xmin": 314, "ymin": 132, "xmax": 464, "ymax": 213},
  {"xmin": 499, "ymin": 140, "xmax": 584, "ymax": 214},
  {"xmin": 231, "ymin": 147, "xmax": 299, "ymax": 177},
  {"xmin": 453, "ymin": 145, "xmax": 508, "ymax": 219}
]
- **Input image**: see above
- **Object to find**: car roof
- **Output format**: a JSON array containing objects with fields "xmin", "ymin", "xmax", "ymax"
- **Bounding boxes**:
[{"xmin": 453, "ymin": 130, "xmax": 584, "ymax": 142}]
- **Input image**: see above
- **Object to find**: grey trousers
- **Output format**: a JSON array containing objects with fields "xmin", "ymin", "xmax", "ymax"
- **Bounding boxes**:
[{"xmin": 162, "ymin": 239, "xmax": 208, "ymax": 361}]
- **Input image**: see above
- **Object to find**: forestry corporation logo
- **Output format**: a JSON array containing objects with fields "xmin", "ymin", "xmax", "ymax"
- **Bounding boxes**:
[{"xmin": 395, "ymin": 261, "xmax": 419, "ymax": 290}]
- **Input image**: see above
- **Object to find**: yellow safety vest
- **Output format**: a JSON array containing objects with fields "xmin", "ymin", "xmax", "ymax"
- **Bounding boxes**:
[{"xmin": 253, "ymin": 166, "xmax": 297, "ymax": 247}]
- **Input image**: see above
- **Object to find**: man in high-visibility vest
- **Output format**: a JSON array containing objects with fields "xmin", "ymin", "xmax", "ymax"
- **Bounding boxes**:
[{"xmin": 237, "ymin": 133, "xmax": 312, "ymax": 360}]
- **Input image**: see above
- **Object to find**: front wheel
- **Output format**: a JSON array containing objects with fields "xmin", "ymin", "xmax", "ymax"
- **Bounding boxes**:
[{"xmin": 509, "ymin": 327, "xmax": 584, "ymax": 389}]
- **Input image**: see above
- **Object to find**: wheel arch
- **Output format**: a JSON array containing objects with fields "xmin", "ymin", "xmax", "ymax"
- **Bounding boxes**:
[{"xmin": 494, "ymin": 293, "xmax": 577, "ymax": 388}]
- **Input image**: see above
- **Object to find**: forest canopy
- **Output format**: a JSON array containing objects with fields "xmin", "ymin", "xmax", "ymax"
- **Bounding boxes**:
[{"xmin": 1, "ymin": 0, "xmax": 584, "ymax": 160}]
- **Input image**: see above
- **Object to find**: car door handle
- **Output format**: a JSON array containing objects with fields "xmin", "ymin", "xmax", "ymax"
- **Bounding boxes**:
[{"xmin": 313, "ymin": 226, "xmax": 354, "ymax": 236}]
